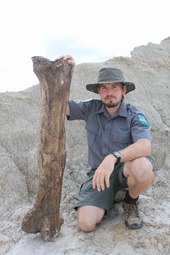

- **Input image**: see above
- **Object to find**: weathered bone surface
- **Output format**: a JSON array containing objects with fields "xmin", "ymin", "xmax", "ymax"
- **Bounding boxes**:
[{"xmin": 21, "ymin": 56, "xmax": 73, "ymax": 241}]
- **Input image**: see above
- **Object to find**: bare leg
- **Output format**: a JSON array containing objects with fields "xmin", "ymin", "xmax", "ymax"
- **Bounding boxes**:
[
  {"xmin": 77, "ymin": 206, "xmax": 105, "ymax": 232},
  {"xmin": 123, "ymin": 157, "xmax": 154, "ymax": 198}
]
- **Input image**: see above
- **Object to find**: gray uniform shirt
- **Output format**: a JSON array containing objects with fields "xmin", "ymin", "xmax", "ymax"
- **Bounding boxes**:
[{"xmin": 68, "ymin": 99, "xmax": 151, "ymax": 169}]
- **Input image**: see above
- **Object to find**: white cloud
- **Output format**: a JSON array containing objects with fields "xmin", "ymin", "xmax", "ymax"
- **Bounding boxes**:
[{"xmin": 0, "ymin": 0, "xmax": 169, "ymax": 92}]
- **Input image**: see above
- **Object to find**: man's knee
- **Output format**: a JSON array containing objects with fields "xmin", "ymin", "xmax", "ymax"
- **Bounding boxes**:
[
  {"xmin": 124, "ymin": 157, "xmax": 154, "ymax": 184},
  {"xmin": 77, "ymin": 206, "xmax": 105, "ymax": 232},
  {"xmin": 135, "ymin": 166, "xmax": 154, "ymax": 185},
  {"xmin": 78, "ymin": 218, "xmax": 96, "ymax": 232},
  {"xmin": 77, "ymin": 210, "xmax": 96, "ymax": 232}
]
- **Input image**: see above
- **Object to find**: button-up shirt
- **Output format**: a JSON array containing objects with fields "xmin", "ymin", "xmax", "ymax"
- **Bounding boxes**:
[{"xmin": 68, "ymin": 99, "xmax": 151, "ymax": 169}]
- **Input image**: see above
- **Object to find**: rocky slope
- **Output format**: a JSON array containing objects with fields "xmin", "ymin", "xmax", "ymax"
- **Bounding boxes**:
[{"xmin": 0, "ymin": 37, "xmax": 170, "ymax": 255}]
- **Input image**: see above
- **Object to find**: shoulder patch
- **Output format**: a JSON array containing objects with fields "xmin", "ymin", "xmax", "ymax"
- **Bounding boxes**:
[{"xmin": 135, "ymin": 113, "xmax": 150, "ymax": 127}]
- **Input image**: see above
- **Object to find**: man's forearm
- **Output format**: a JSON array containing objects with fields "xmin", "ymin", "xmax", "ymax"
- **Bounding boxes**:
[{"xmin": 119, "ymin": 139, "xmax": 152, "ymax": 163}]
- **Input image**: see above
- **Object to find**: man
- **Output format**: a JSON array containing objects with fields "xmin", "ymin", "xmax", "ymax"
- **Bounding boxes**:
[{"xmin": 60, "ymin": 55, "xmax": 154, "ymax": 232}]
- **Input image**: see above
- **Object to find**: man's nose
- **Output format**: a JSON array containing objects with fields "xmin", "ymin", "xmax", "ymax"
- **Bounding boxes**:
[{"xmin": 106, "ymin": 87, "xmax": 113, "ymax": 93}]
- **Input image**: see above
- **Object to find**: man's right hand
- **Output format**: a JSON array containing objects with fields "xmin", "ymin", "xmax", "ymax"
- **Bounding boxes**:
[
  {"xmin": 56, "ymin": 55, "xmax": 76, "ymax": 66},
  {"xmin": 92, "ymin": 154, "xmax": 117, "ymax": 191}
]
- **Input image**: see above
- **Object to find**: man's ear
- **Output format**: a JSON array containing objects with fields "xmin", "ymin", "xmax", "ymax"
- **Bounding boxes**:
[{"xmin": 123, "ymin": 85, "xmax": 127, "ymax": 95}]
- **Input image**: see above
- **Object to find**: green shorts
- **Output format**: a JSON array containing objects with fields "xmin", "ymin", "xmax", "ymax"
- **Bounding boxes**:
[{"xmin": 74, "ymin": 162, "xmax": 127, "ymax": 214}]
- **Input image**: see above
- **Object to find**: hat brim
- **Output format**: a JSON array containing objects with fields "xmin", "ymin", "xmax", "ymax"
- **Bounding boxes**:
[{"xmin": 86, "ymin": 81, "xmax": 135, "ymax": 94}]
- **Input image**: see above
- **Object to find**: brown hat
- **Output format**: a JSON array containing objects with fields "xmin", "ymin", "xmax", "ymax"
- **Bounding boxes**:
[{"xmin": 86, "ymin": 67, "xmax": 135, "ymax": 94}]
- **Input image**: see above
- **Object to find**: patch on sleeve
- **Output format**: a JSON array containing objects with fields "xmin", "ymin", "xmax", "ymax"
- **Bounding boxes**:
[{"xmin": 135, "ymin": 113, "xmax": 150, "ymax": 127}]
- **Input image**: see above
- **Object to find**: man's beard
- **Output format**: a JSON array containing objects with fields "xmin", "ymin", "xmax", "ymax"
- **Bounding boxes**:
[{"xmin": 103, "ymin": 96, "xmax": 123, "ymax": 108}]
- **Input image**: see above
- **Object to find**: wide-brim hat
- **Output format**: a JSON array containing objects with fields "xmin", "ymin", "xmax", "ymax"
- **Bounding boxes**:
[{"xmin": 86, "ymin": 67, "xmax": 135, "ymax": 94}]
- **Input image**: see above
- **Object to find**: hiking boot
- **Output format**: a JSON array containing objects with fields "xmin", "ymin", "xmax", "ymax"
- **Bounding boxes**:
[
  {"xmin": 113, "ymin": 189, "xmax": 126, "ymax": 203},
  {"xmin": 122, "ymin": 201, "xmax": 143, "ymax": 229}
]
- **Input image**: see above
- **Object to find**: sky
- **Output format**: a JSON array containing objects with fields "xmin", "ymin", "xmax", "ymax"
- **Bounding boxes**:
[{"xmin": 0, "ymin": 0, "xmax": 169, "ymax": 92}]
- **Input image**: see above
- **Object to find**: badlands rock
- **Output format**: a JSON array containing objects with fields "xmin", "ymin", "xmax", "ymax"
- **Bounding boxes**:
[{"xmin": 0, "ymin": 37, "xmax": 170, "ymax": 255}]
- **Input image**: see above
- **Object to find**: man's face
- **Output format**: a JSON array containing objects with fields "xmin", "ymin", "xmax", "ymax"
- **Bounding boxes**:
[{"xmin": 98, "ymin": 83, "xmax": 126, "ymax": 108}]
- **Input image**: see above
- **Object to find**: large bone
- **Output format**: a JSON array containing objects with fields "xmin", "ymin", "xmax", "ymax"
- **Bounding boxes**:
[{"xmin": 21, "ymin": 56, "xmax": 73, "ymax": 241}]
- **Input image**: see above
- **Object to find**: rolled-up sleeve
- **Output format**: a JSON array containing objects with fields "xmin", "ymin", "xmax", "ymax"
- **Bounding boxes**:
[{"xmin": 68, "ymin": 100, "xmax": 89, "ymax": 120}]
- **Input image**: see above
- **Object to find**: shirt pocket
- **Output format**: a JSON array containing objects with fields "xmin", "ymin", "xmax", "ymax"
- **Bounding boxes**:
[{"xmin": 112, "ymin": 131, "xmax": 131, "ymax": 150}]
